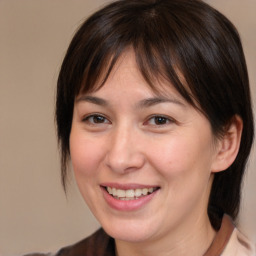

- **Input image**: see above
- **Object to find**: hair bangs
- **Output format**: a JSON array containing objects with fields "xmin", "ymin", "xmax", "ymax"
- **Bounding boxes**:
[{"xmin": 77, "ymin": 8, "xmax": 196, "ymax": 110}]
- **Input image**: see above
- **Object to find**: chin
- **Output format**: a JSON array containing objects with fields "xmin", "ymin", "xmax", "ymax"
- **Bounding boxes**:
[{"xmin": 101, "ymin": 218, "xmax": 158, "ymax": 243}]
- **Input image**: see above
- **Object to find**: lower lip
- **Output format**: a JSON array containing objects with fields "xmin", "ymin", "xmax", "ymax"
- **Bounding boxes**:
[{"xmin": 101, "ymin": 187, "xmax": 159, "ymax": 211}]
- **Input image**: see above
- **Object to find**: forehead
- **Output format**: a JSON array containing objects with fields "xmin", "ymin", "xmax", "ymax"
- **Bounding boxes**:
[
  {"xmin": 75, "ymin": 50, "xmax": 196, "ymax": 117},
  {"xmin": 79, "ymin": 49, "xmax": 190, "ymax": 102}
]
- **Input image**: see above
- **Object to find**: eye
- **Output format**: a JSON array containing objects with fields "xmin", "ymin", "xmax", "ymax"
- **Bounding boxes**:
[
  {"xmin": 83, "ymin": 114, "xmax": 110, "ymax": 125},
  {"xmin": 146, "ymin": 115, "xmax": 174, "ymax": 126}
]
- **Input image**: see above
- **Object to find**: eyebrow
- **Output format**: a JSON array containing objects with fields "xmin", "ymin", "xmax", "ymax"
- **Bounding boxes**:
[
  {"xmin": 76, "ymin": 95, "xmax": 108, "ymax": 106},
  {"xmin": 76, "ymin": 95, "xmax": 185, "ymax": 108},
  {"xmin": 137, "ymin": 96, "xmax": 185, "ymax": 108}
]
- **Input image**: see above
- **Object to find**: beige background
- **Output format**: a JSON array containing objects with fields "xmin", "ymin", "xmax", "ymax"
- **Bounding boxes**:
[{"xmin": 0, "ymin": 0, "xmax": 255, "ymax": 255}]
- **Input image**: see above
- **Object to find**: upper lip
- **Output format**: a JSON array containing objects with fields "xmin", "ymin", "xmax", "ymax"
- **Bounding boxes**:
[{"xmin": 100, "ymin": 183, "xmax": 160, "ymax": 190}]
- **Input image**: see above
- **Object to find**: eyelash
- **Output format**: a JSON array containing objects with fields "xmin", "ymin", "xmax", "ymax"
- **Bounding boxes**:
[
  {"xmin": 145, "ymin": 115, "xmax": 175, "ymax": 126},
  {"xmin": 82, "ymin": 114, "xmax": 110, "ymax": 125}
]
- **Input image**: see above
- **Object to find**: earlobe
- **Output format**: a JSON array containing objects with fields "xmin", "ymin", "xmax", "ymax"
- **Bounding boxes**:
[{"xmin": 211, "ymin": 115, "xmax": 243, "ymax": 173}]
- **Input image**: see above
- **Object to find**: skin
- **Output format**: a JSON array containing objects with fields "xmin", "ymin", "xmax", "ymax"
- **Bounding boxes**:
[{"xmin": 69, "ymin": 50, "xmax": 242, "ymax": 256}]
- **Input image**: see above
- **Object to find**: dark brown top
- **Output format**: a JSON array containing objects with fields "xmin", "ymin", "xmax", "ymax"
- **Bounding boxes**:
[{"xmin": 55, "ymin": 228, "xmax": 115, "ymax": 256}]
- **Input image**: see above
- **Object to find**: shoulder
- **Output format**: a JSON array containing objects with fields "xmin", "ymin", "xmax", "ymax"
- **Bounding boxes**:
[
  {"xmin": 24, "ymin": 229, "xmax": 115, "ymax": 256},
  {"xmin": 222, "ymin": 228, "xmax": 256, "ymax": 256}
]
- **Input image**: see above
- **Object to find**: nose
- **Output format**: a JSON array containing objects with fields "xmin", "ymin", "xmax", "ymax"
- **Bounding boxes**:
[{"xmin": 105, "ymin": 126, "xmax": 145, "ymax": 174}]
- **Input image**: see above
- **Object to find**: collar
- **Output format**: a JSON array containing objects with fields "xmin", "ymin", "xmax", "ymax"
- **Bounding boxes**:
[{"xmin": 203, "ymin": 215, "xmax": 235, "ymax": 256}]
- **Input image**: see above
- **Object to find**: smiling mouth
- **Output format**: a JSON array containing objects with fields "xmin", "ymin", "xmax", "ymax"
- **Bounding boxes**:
[{"xmin": 104, "ymin": 186, "xmax": 159, "ymax": 200}]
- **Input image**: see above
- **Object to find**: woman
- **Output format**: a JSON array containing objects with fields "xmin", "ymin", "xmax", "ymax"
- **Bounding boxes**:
[{"xmin": 53, "ymin": 0, "xmax": 255, "ymax": 255}]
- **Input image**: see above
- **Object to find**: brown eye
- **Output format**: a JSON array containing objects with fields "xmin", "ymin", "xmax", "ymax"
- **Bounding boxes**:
[
  {"xmin": 147, "ymin": 115, "xmax": 173, "ymax": 126},
  {"xmin": 84, "ymin": 114, "xmax": 110, "ymax": 124},
  {"xmin": 154, "ymin": 116, "xmax": 168, "ymax": 125},
  {"xmin": 92, "ymin": 115, "xmax": 106, "ymax": 123}
]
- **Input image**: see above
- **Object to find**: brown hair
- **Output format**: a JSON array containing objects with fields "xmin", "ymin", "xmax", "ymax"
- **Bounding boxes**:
[{"xmin": 56, "ymin": 0, "xmax": 254, "ymax": 229}]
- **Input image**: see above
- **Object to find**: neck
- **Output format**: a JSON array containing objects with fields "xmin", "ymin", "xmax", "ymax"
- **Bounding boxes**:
[{"xmin": 115, "ymin": 213, "xmax": 216, "ymax": 256}]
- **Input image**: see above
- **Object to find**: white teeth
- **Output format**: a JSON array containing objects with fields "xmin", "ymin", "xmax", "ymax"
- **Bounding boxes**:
[
  {"xmin": 126, "ymin": 189, "xmax": 135, "ymax": 197},
  {"xmin": 117, "ymin": 189, "xmax": 126, "ymax": 198},
  {"xmin": 106, "ymin": 187, "xmax": 157, "ymax": 200},
  {"xmin": 135, "ymin": 188, "xmax": 142, "ymax": 197},
  {"xmin": 112, "ymin": 188, "xmax": 117, "ymax": 196},
  {"xmin": 142, "ymin": 188, "xmax": 148, "ymax": 195},
  {"xmin": 148, "ymin": 188, "xmax": 153, "ymax": 193},
  {"xmin": 107, "ymin": 187, "xmax": 112, "ymax": 194}
]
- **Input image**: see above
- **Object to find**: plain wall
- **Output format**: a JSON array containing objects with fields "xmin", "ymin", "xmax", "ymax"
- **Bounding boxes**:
[{"xmin": 0, "ymin": 0, "xmax": 255, "ymax": 255}]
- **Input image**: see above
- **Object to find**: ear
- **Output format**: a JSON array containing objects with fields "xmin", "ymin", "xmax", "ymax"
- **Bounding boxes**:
[{"xmin": 211, "ymin": 115, "xmax": 243, "ymax": 173}]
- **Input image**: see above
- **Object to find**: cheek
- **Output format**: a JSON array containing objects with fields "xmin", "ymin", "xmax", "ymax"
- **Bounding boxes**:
[
  {"xmin": 152, "ymin": 135, "xmax": 214, "ymax": 212},
  {"xmin": 69, "ymin": 131, "xmax": 104, "ymax": 180},
  {"xmin": 150, "ymin": 132, "xmax": 214, "ymax": 180}
]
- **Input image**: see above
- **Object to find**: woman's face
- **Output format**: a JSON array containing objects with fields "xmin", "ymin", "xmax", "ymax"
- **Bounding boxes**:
[{"xmin": 70, "ymin": 51, "xmax": 220, "ymax": 244}]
